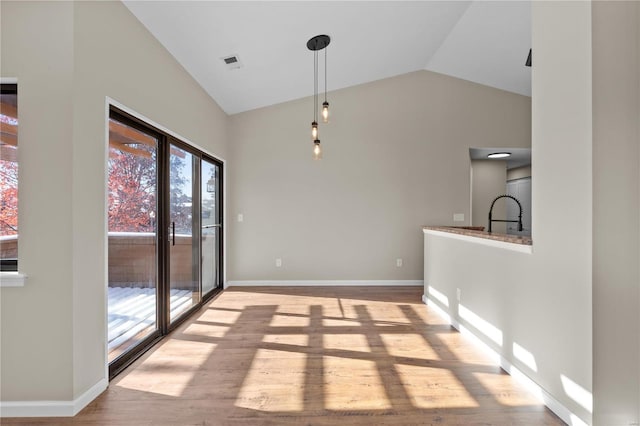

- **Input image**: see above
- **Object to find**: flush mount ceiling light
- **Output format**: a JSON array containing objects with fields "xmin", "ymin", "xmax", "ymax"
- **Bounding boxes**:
[
  {"xmin": 307, "ymin": 34, "xmax": 331, "ymax": 160},
  {"xmin": 487, "ymin": 152, "xmax": 512, "ymax": 159}
]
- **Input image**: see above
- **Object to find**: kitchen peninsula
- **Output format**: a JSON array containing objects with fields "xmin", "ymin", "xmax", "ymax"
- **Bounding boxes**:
[{"xmin": 423, "ymin": 226, "xmax": 532, "ymax": 249}]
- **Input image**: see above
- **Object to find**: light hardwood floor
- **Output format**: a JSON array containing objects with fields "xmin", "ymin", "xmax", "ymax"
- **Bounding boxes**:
[{"xmin": 5, "ymin": 286, "xmax": 565, "ymax": 425}]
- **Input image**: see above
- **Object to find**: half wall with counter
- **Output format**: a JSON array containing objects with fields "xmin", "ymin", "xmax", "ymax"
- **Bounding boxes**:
[{"xmin": 423, "ymin": 226, "xmax": 590, "ymax": 425}]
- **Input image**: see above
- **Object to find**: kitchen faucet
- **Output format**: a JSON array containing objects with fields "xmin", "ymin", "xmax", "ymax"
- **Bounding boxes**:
[{"xmin": 488, "ymin": 194, "xmax": 523, "ymax": 233}]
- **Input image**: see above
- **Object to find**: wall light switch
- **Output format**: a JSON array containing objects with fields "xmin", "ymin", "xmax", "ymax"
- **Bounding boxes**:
[
  {"xmin": 275, "ymin": 258, "xmax": 282, "ymax": 267},
  {"xmin": 456, "ymin": 288, "xmax": 461, "ymax": 302},
  {"xmin": 237, "ymin": 213, "xmax": 244, "ymax": 222},
  {"xmin": 453, "ymin": 213, "xmax": 465, "ymax": 222},
  {"xmin": 396, "ymin": 258, "xmax": 403, "ymax": 267}
]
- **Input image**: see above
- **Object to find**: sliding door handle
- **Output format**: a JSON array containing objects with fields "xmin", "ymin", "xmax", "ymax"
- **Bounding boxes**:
[
  {"xmin": 172, "ymin": 221, "xmax": 175, "ymax": 246},
  {"xmin": 202, "ymin": 224, "xmax": 222, "ymax": 229}
]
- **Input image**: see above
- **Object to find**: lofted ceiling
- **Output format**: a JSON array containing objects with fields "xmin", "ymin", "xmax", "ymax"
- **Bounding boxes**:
[{"xmin": 123, "ymin": 1, "xmax": 531, "ymax": 115}]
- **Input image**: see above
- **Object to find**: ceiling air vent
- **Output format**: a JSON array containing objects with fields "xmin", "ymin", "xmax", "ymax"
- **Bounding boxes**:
[{"xmin": 221, "ymin": 54, "xmax": 242, "ymax": 70}]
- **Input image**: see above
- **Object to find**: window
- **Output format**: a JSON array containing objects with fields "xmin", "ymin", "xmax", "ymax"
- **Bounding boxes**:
[{"xmin": 0, "ymin": 84, "xmax": 18, "ymax": 272}]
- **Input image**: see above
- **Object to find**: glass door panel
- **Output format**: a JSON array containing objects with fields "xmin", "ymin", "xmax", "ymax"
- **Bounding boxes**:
[
  {"xmin": 107, "ymin": 117, "xmax": 158, "ymax": 363},
  {"xmin": 201, "ymin": 159, "xmax": 220, "ymax": 295},
  {"xmin": 169, "ymin": 144, "xmax": 200, "ymax": 323}
]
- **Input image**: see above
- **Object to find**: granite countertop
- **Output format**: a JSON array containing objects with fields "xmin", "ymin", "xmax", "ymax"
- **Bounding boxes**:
[{"xmin": 423, "ymin": 226, "xmax": 533, "ymax": 246}]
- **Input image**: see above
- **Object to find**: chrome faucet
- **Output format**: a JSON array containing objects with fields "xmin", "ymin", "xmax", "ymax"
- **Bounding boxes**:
[{"xmin": 488, "ymin": 194, "xmax": 523, "ymax": 233}]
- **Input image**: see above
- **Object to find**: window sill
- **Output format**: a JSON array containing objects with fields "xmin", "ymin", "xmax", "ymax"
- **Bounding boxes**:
[{"xmin": 0, "ymin": 272, "xmax": 27, "ymax": 287}]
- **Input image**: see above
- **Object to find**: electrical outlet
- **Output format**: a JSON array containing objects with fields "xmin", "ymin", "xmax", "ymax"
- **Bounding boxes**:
[
  {"xmin": 275, "ymin": 258, "xmax": 282, "ymax": 267},
  {"xmin": 237, "ymin": 213, "xmax": 244, "ymax": 222},
  {"xmin": 396, "ymin": 258, "xmax": 403, "ymax": 267},
  {"xmin": 453, "ymin": 213, "xmax": 465, "ymax": 222}
]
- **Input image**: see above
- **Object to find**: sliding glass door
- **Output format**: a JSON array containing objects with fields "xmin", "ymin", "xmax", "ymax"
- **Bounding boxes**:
[
  {"xmin": 108, "ymin": 108, "xmax": 223, "ymax": 378},
  {"xmin": 201, "ymin": 158, "xmax": 222, "ymax": 296},
  {"xmin": 107, "ymin": 117, "xmax": 160, "ymax": 363},
  {"xmin": 168, "ymin": 144, "xmax": 200, "ymax": 323}
]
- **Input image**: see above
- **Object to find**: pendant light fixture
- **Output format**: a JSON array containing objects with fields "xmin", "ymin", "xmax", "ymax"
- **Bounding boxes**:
[{"xmin": 307, "ymin": 34, "xmax": 330, "ymax": 159}]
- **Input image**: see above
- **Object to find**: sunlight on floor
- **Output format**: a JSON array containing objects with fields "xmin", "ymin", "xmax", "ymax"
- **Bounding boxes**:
[
  {"xmin": 116, "ymin": 339, "xmax": 217, "ymax": 397},
  {"xmin": 105, "ymin": 290, "xmax": 564, "ymax": 424},
  {"xmin": 235, "ymin": 348, "xmax": 306, "ymax": 412},
  {"xmin": 395, "ymin": 364, "xmax": 479, "ymax": 409},
  {"xmin": 473, "ymin": 371, "xmax": 540, "ymax": 406},
  {"xmin": 198, "ymin": 307, "xmax": 242, "ymax": 324},
  {"xmin": 324, "ymin": 355, "xmax": 392, "ymax": 410},
  {"xmin": 364, "ymin": 303, "xmax": 412, "ymax": 324},
  {"xmin": 380, "ymin": 333, "xmax": 440, "ymax": 360}
]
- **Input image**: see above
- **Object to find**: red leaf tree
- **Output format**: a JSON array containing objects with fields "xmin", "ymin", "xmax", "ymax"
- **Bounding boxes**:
[
  {"xmin": 0, "ymin": 158, "xmax": 18, "ymax": 236},
  {"xmin": 108, "ymin": 147, "xmax": 156, "ymax": 233}
]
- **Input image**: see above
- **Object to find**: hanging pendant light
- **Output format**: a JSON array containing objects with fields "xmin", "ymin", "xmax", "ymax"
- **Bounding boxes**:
[
  {"xmin": 322, "ymin": 42, "xmax": 329, "ymax": 123},
  {"xmin": 313, "ymin": 139, "xmax": 322, "ymax": 160},
  {"xmin": 307, "ymin": 34, "xmax": 331, "ymax": 159}
]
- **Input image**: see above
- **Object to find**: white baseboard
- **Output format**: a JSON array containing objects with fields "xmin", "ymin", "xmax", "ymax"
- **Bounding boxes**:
[
  {"xmin": 422, "ymin": 294, "xmax": 587, "ymax": 426},
  {"xmin": 226, "ymin": 280, "xmax": 423, "ymax": 287},
  {"xmin": 0, "ymin": 378, "xmax": 108, "ymax": 418}
]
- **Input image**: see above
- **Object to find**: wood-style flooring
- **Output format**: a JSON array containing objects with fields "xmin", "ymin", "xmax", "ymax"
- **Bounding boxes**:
[{"xmin": 4, "ymin": 286, "xmax": 565, "ymax": 425}]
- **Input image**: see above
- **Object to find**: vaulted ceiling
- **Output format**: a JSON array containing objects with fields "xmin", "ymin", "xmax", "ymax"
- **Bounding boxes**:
[{"xmin": 123, "ymin": 1, "xmax": 531, "ymax": 115}]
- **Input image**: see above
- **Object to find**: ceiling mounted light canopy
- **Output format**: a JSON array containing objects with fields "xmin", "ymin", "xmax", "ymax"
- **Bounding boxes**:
[
  {"xmin": 487, "ymin": 152, "xmax": 512, "ymax": 159},
  {"xmin": 307, "ymin": 34, "xmax": 331, "ymax": 160}
]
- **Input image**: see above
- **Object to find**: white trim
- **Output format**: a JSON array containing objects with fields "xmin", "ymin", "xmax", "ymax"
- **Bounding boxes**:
[
  {"xmin": 227, "ymin": 280, "xmax": 424, "ymax": 287},
  {"xmin": 0, "ymin": 378, "xmax": 108, "ymax": 418},
  {"xmin": 103, "ymin": 98, "xmax": 110, "ymax": 381},
  {"xmin": 424, "ymin": 229, "xmax": 533, "ymax": 254},
  {"xmin": 0, "ymin": 272, "xmax": 27, "ymax": 287},
  {"xmin": 422, "ymin": 293, "xmax": 585, "ymax": 426},
  {"xmin": 72, "ymin": 378, "xmax": 108, "ymax": 416},
  {"xmin": 1, "ymin": 80, "xmax": 21, "ymax": 286}
]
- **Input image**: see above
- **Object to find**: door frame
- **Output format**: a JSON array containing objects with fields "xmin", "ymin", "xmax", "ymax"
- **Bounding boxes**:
[{"xmin": 106, "ymin": 100, "xmax": 225, "ymax": 379}]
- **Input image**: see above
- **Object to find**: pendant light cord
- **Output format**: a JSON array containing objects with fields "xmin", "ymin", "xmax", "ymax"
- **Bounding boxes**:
[
  {"xmin": 314, "ymin": 50, "xmax": 318, "ymax": 123},
  {"xmin": 324, "ymin": 46, "xmax": 327, "ymax": 102}
]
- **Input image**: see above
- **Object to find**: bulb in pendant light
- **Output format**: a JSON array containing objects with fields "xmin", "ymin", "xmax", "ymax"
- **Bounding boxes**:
[
  {"xmin": 313, "ymin": 140, "xmax": 322, "ymax": 160},
  {"xmin": 322, "ymin": 101, "xmax": 329, "ymax": 123},
  {"xmin": 311, "ymin": 121, "xmax": 318, "ymax": 140}
]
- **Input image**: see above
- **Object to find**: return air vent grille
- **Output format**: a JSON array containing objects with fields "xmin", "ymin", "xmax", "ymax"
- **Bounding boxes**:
[{"xmin": 222, "ymin": 54, "xmax": 242, "ymax": 70}]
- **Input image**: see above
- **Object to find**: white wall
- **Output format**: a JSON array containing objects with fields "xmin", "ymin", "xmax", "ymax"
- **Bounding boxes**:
[
  {"xmin": 592, "ymin": 2, "xmax": 640, "ymax": 424},
  {"xmin": 507, "ymin": 165, "xmax": 531, "ymax": 181},
  {"xmin": 470, "ymin": 160, "xmax": 507, "ymax": 233},
  {"xmin": 228, "ymin": 71, "xmax": 530, "ymax": 281},
  {"xmin": 0, "ymin": 0, "xmax": 228, "ymax": 407},
  {"xmin": 425, "ymin": 2, "xmax": 593, "ymax": 424},
  {"xmin": 1, "ymin": 0, "xmax": 75, "ymax": 401}
]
